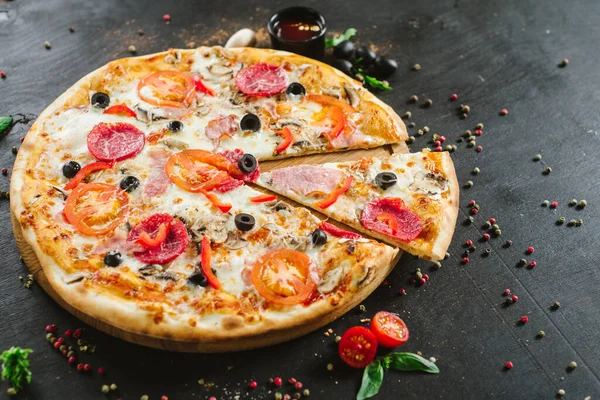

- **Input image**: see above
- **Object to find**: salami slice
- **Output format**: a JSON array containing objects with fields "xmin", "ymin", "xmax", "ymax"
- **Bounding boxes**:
[
  {"xmin": 235, "ymin": 63, "xmax": 288, "ymax": 97},
  {"xmin": 361, "ymin": 197, "xmax": 422, "ymax": 242},
  {"xmin": 87, "ymin": 122, "xmax": 145, "ymax": 162},
  {"xmin": 127, "ymin": 214, "xmax": 189, "ymax": 264},
  {"xmin": 270, "ymin": 165, "xmax": 342, "ymax": 196}
]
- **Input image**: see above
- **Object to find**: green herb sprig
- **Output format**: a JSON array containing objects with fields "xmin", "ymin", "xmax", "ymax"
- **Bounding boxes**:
[
  {"xmin": 0, "ymin": 116, "xmax": 13, "ymax": 135},
  {"xmin": 1, "ymin": 347, "xmax": 33, "ymax": 393},
  {"xmin": 352, "ymin": 59, "xmax": 391, "ymax": 91},
  {"xmin": 325, "ymin": 28, "xmax": 357, "ymax": 48},
  {"xmin": 357, "ymin": 352, "xmax": 439, "ymax": 400}
]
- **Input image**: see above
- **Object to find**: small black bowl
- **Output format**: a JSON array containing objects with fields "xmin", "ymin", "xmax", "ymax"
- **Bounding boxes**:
[{"xmin": 268, "ymin": 7, "xmax": 327, "ymax": 60}]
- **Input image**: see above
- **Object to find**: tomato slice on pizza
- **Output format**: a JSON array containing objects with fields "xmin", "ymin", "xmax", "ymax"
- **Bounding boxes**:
[{"xmin": 137, "ymin": 70, "xmax": 196, "ymax": 108}]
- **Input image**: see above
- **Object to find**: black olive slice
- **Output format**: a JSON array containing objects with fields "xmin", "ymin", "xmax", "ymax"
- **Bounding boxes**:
[
  {"xmin": 240, "ymin": 113, "xmax": 261, "ymax": 132},
  {"xmin": 62, "ymin": 161, "xmax": 81, "ymax": 179},
  {"xmin": 311, "ymin": 229, "xmax": 328, "ymax": 246},
  {"xmin": 91, "ymin": 92, "xmax": 110, "ymax": 109},
  {"xmin": 375, "ymin": 172, "xmax": 397, "ymax": 189},
  {"xmin": 286, "ymin": 82, "xmax": 306, "ymax": 96},
  {"xmin": 188, "ymin": 273, "xmax": 208, "ymax": 287},
  {"xmin": 104, "ymin": 251, "xmax": 122, "ymax": 267},
  {"xmin": 237, "ymin": 154, "xmax": 257, "ymax": 174},
  {"xmin": 167, "ymin": 120, "xmax": 183, "ymax": 132},
  {"xmin": 235, "ymin": 213, "xmax": 255, "ymax": 231},
  {"xmin": 119, "ymin": 176, "xmax": 140, "ymax": 192}
]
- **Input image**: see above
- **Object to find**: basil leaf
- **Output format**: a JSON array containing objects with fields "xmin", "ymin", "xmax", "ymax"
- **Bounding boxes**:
[
  {"xmin": 363, "ymin": 75, "xmax": 391, "ymax": 90},
  {"xmin": 326, "ymin": 28, "xmax": 358, "ymax": 48},
  {"xmin": 356, "ymin": 359, "xmax": 384, "ymax": 400},
  {"xmin": 0, "ymin": 116, "xmax": 13, "ymax": 135},
  {"xmin": 384, "ymin": 352, "xmax": 440, "ymax": 374}
]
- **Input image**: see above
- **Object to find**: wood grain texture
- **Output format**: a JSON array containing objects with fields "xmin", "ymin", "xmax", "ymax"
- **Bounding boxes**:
[{"xmin": 11, "ymin": 144, "xmax": 407, "ymax": 352}]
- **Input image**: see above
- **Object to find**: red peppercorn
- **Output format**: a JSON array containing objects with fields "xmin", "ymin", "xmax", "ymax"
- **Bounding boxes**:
[
  {"xmin": 249, "ymin": 381, "xmax": 258, "ymax": 389},
  {"xmin": 288, "ymin": 378, "xmax": 297, "ymax": 384},
  {"xmin": 163, "ymin": 14, "xmax": 171, "ymax": 21},
  {"xmin": 474, "ymin": 129, "xmax": 483, "ymax": 136},
  {"xmin": 399, "ymin": 288, "xmax": 407, "ymax": 296},
  {"xmin": 468, "ymin": 200, "xmax": 476, "ymax": 207},
  {"xmin": 489, "ymin": 218, "xmax": 496, "ymax": 224},
  {"xmin": 77, "ymin": 363, "xmax": 84, "ymax": 371},
  {"xmin": 98, "ymin": 367, "xmax": 105, "ymax": 375},
  {"xmin": 295, "ymin": 382, "xmax": 303, "ymax": 390},
  {"xmin": 64, "ymin": 329, "xmax": 72, "ymax": 336},
  {"xmin": 56, "ymin": 337, "xmax": 64, "ymax": 344},
  {"xmin": 462, "ymin": 257, "xmax": 469, "ymax": 264},
  {"xmin": 53, "ymin": 341, "xmax": 61, "ymax": 349},
  {"xmin": 450, "ymin": 93, "xmax": 458, "ymax": 101},
  {"xmin": 550, "ymin": 201, "xmax": 558, "ymax": 208},
  {"xmin": 283, "ymin": 395, "xmax": 291, "ymax": 400},
  {"xmin": 520, "ymin": 316, "xmax": 529, "ymax": 324},
  {"xmin": 73, "ymin": 328, "xmax": 82, "ymax": 339},
  {"xmin": 423, "ymin": 274, "xmax": 430, "ymax": 281},
  {"xmin": 434, "ymin": 140, "xmax": 441, "ymax": 147},
  {"xmin": 161, "ymin": 396, "xmax": 169, "ymax": 400},
  {"xmin": 62, "ymin": 349, "xmax": 68, "ymax": 356},
  {"xmin": 511, "ymin": 295, "xmax": 519, "ymax": 302},
  {"xmin": 273, "ymin": 377, "xmax": 282, "ymax": 387},
  {"xmin": 505, "ymin": 361, "xmax": 513, "ymax": 369},
  {"xmin": 45, "ymin": 324, "xmax": 56, "ymax": 333},
  {"xmin": 208, "ymin": 397, "xmax": 217, "ymax": 400},
  {"xmin": 466, "ymin": 239, "xmax": 473, "ymax": 247},
  {"xmin": 476, "ymin": 145, "xmax": 483, "ymax": 152},
  {"xmin": 471, "ymin": 208, "xmax": 479, "ymax": 215},
  {"xmin": 417, "ymin": 278, "xmax": 426, "ymax": 286},
  {"xmin": 83, "ymin": 363, "xmax": 91, "ymax": 372},
  {"xmin": 20, "ymin": 137, "xmax": 24, "ymax": 143},
  {"xmin": 1, "ymin": 168, "xmax": 7, "ymax": 175},
  {"xmin": 504, "ymin": 289, "xmax": 511, "ymax": 296},
  {"xmin": 483, "ymin": 233, "xmax": 491, "ymax": 240},
  {"xmin": 0, "ymin": 71, "xmax": 6, "ymax": 79},
  {"xmin": 527, "ymin": 246, "xmax": 534, "ymax": 254},
  {"xmin": 68, "ymin": 356, "xmax": 76, "ymax": 364},
  {"xmin": 500, "ymin": 108, "xmax": 508, "ymax": 116},
  {"xmin": 528, "ymin": 261, "xmax": 536, "ymax": 268},
  {"xmin": 439, "ymin": 135, "xmax": 446, "ymax": 143},
  {"xmin": 434, "ymin": 145, "xmax": 443, "ymax": 152}
]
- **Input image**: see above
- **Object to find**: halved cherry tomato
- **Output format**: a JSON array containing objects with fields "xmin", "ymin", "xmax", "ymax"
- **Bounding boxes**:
[
  {"xmin": 192, "ymin": 74, "xmax": 215, "ymax": 96},
  {"xmin": 137, "ymin": 70, "xmax": 195, "ymax": 108},
  {"xmin": 251, "ymin": 249, "xmax": 316, "ymax": 305},
  {"xmin": 103, "ymin": 104, "xmax": 137, "ymax": 118},
  {"xmin": 370, "ymin": 311, "xmax": 409, "ymax": 348},
  {"xmin": 314, "ymin": 175, "xmax": 353, "ymax": 209},
  {"xmin": 338, "ymin": 326, "xmax": 378, "ymax": 368},
  {"xmin": 201, "ymin": 235, "xmax": 221, "ymax": 289},
  {"xmin": 64, "ymin": 183, "xmax": 129, "ymax": 236},
  {"xmin": 376, "ymin": 212, "xmax": 399, "ymax": 233},
  {"xmin": 136, "ymin": 223, "xmax": 168, "ymax": 248},
  {"xmin": 305, "ymin": 94, "xmax": 356, "ymax": 114},
  {"xmin": 275, "ymin": 127, "xmax": 293, "ymax": 154},
  {"xmin": 197, "ymin": 188, "xmax": 232, "ymax": 213},
  {"xmin": 165, "ymin": 150, "xmax": 243, "ymax": 193},
  {"xmin": 64, "ymin": 161, "xmax": 114, "ymax": 190},
  {"xmin": 319, "ymin": 221, "xmax": 362, "ymax": 239},
  {"xmin": 250, "ymin": 193, "xmax": 277, "ymax": 203}
]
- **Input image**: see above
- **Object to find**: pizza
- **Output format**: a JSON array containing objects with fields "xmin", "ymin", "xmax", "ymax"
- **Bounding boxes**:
[
  {"xmin": 256, "ymin": 152, "xmax": 460, "ymax": 261},
  {"xmin": 10, "ymin": 46, "xmax": 455, "ymax": 350}
]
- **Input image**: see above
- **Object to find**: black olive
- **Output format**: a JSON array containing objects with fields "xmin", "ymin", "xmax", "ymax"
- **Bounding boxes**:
[
  {"xmin": 234, "ymin": 213, "xmax": 255, "ymax": 231},
  {"xmin": 375, "ymin": 172, "xmax": 397, "ymax": 189},
  {"xmin": 91, "ymin": 92, "xmax": 110, "ymax": 109},
  {"xmin": 188, "ymin": 272, "xmax": 208, "ymax": 287},
  {"xmin": 333, "ymin": 40, "xmax": 355, "ymax": 60},
  {"xmin": 167, "ymin": 120, "xmax": 183, "ymax": 132},
  {"xmin": 240, "ymin": 113, "xmax": 261, "ymax": 132},
  {"xmin": 237, "ymin": 154, "xmax": 257, "ymax": 174},
  {"xmin": 286, "ymin": 82, "xmax": 306, "ymax": 97},
  {"xmin": 374, "ymin": 56, "xmax": 398, "ymax": 79},
  {"xmin": 119, "ymin": 176, "xmax": 140, "ymax": 192},
  {"xmin": 104, "ymin": 251, "xmax": 122, "ymax": 267},
  {"xmin": 355, "ymin": 46, "xmax": 377, "ymax": 66},
  {"xmin": 333, "ymin": 59, "xmax": 354, "ymax": 76},
  {"xmin": 311, "ymin": 229, "xmax": 328, "ymax": 246},
  {"xmin": 62, "ymin": 161, "xmax": 81, "ymax": 179}
]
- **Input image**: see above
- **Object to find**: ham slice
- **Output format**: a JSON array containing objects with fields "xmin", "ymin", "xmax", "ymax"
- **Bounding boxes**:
[
  {"xmin": 269, "ymin": 165, "xmax": 342, "ymax": 196},
  {"xmin": 205, "ymin": 115, "xmax": 238, "ymax": 141},
  {"xmin": 144, "ymin": 148, "xmax": 170, "ymax": 197}
]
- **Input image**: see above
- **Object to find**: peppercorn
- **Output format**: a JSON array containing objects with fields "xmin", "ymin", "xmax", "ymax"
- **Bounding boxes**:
[
  {"xmin": 462, "ymin": 257, "xmax": 469, "ymax": 264},
  {"xmin": 473, "ymin": 203, "xmax": 480, "ymax": 210},
  {"xmin": 423, "ymin": 126, "xmax": 430, "ymax": 133},
  {"xmin": 275, "ymin": 393, "xmax": 284, "ymax": 400},
  {"xmin": 417, "ymin": 129, "xmax": 424, "ymax": 136},
  {"xmin": 557, "ymin": 389, "xmax": 565, "ymax": 397},
  {"xmin": 464, "ymin": 180, "xmax": 473, "ymax": 188},
  {"xmin": 505, "ymin": 361, "xmax": 513, "ymax": 370},
  {"xmin": 464, "ymin": 216, "xmax": 473, "ymax": 225},
  {"xmin": 412, "ymin": 63, "xmax": 421, "ymax": 71},
  {"xmin": 0, "ymin": 71, "xmax": 6, "ymax": 79},
  {"xmin": 110, "ymin": 383, "xmax": 118, "ymax": 391},
  {"xmin": 476, "ymin": 145, "xmax": 483, "ymax": 152},
  {"xmin": 504, "ymin": 289, "xmax": 511, "ymax": 296},
  {"xmin": 141, "ymin": 396, "xmax": 149, "ymax": 400},
  {"xmin": 568, "ymin": 219, "xmax": 577, "ymax": 226},
  {"xmin": 543, "ymin": 167, "xmax": 552, "ymax": 175},
  {"xmin": 468, "ymin": 140, "xmax": 476, "ymax": 148},
  {"xmin": 444, "ymin": 145, "xmax": 453, "ymax": 151},
  {"xmin": 424, "ymin": 99, "xmax": 433, "ymax": 107},
  {"xmin": 519, "ymin": 258, "xmax": 527, "ymax": 266},
  {"xmin": 44, "ymin": 41, "xmax": 52, "ymax": 49},
  {"xmin": 511, "ymin": 295, "xmax": 519, "ymax": 302},
  {"xmin": 491, "ymin": 224, "xmax": 499, "ymax": 230},
  {"xmin": 520, "ymin": 315, "xmax": 529, "ymax": 324},
  {"xmin": 292, "ymin": 393, "xmax": 301, "ymax": 400},
  {"xmin": 537, "ymin": 330, "xmax": 545, "ymax": 338},
  {"xmin": 1, "ymin": 168, "xmax": 7, "ymax": 176},
  {"xmin": 494, "ymin": 229, "xmax": 502, "ymax": 236},
  {"xmin": 101, "ymin": 385, "xmax": 110, "ymax": 394},
  {"xmin": 527, "ymin": 246, "xmax": 535, "ymax": 254},
  {"xmin": 542, "ymin": 200, "xmax": 550, "ymax": 207},
  {"xmin": 552, "ymin": 301, "xmax": 561, "ymax": 309},
  {"xmin": 7, "ymin": 387, "xmax": 17, "ymax": 396},
  {"xmin": 534, "ymin": 154, "xmax": 542, "ymax": 161},
  {"xmin": 559, "ymin": 58, "xmax": 569, "ymax": 67},
  {"xmin": 484, "ymin": 248, "xmax": 492, "ymax": 256},
  {"xmin": 483, "ymin": 233, "xmax": 490, "ymax": 241},
  {"xmin": 504, "ymin": 240, "xmax": 512, "ymax": 248},
  {"xmin": 249, "ymin": 380, "xmax": 258, "ymax": 389},
  {"xmin": 432, "ymin": 133, "xmax": 439, "ymax": 141},
  {"xmin": 528, "ymin": 261, "xmax": 536, "ymax": 268},
  {"xmin": 408, "ymin": 122, "xmax": 416, "ymax": 128},
  {"xmin": 406, "ymin": 136, "xmax": 415, "ymax": 144},
  {"xmin": 128, "ymin": 45, "xmax": 137, "ymax": 53},
  {"xmin": 303, "ymin": 389, "xmax": 310, "ymax": 397},
  {"xmin": 578, "ymin": 199, "xmax": 587, "ymax": 208},
  {"xmin": 568, "ymin": 361, "xmax": 577, "ymax": 370},
  {"xmin": 163, "ymin": 14, "xmax": 171, "ymax": 21},
  {"xmin": 403, "ymin": 111, "xmax": 412, "ymax": 119},
  {"xmin": 409, "ymin": 95, "xmax": 418, "ymax": 103},
  {"xmin": 68, "ymin": 26, "xmax": 75, "ymax": 33},
  {"xmin": 463, "ymin": 130, "xmax": 472, "ymax": 138},
  {"xmin": 576, "ymin": 219, "xmax": 583, "ymax": 226},
  {"xmin": 11, "ymin": 146, "xmax": 17, "ymax": 154},
  {"xmin": 500, "ymin": 108, "xmax": 508, "ymax": 116},
  {"xmin": 557, "ymin": 217, "xmax": 565, "ymax": 224},
  {"xmin": 483, "ymin": 221, "xmax": 491, "ymax": 229},
  {"xmin": 461, "ymin": 105, "xmax": 471, "ymax": 114},
  {"xmin": 473, "ymin": 167, "xmax": 480, "ymax": 175}
]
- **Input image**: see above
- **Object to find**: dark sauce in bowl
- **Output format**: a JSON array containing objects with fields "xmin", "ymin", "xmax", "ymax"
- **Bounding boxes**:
[{"xmin": 268, "ymin": 7, "xmax": 327, "ymax": 60}]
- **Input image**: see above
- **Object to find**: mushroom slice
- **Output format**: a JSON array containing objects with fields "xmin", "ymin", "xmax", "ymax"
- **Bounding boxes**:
[
  {"xmin": 344, "ymin": 84, "xmax": 360, "ymax": 108},
  {"xmin": 409, "ymin": 171, "xmax": 448, "ymax": 195},
  {"xmin": 224, "ymin": 233, "xmax": 249, "ymax": 250},
  {"xmin": 63, "ymin": 271, "xmax": 92, "ymax": 284},
  {"xmin": 318, "ymin": 266, "xmax": 344, "ymax": 294},
  {"xmin": 160, "ymin": 138, "xmax": 189, "ymax": 150}
]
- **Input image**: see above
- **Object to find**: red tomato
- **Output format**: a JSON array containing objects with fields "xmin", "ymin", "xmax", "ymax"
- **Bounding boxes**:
[
  {"xmin": 137, "ymin": 70, "xmax": 195, "ymax": 108},
  {"xmin": 338, "ymin": 326, "xmax": 378, "ymax": 368},
  {"xmin": 251, "ymin": 249, "xmax": 315, "ymax": 305},
  {"xmin": 63, "ymin": 183, "xmax": 129, "ymax": 236},
  {"xmin": 370, "ymin": 311, "xmax": 409, "ymax": 348}
]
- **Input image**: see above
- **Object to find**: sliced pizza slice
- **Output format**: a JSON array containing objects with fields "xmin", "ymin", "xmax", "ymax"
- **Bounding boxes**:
[{"xmin": 256, "ymin": 151, "xmax": 460, "ymax": 261}]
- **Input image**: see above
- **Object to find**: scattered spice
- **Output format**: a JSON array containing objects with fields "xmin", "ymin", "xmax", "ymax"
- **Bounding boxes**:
[
  {"xmin": 528, "ymin": 261, "xmax": 536, "ymax": 268},
  {"xmin": 559, "ymin": 58, "xmax": 569, "ymax": 68},
  {"xmin": 402, "ymin": 111, "xmax": 412, "ymax": 119},
  {"xmin": 484, "ymin": 248, "xmax": 492, "ymax": 256},
  {"xmin": 0, "ymin": 71, "xmax": 6, "ymax": 79},
  {"xmin": 101, "ymin": 385, "xmax": 110, "ymax": 394},
  {"xmin": 249, "ymin": 380, "xmax": 258, "ymax": 389},
  {"xmin": 504, "ymin": 240, "xmax": 512, "ymax": 248},
  {"xmin": 409, "ymin": 95, "xmax": 418, "ymax": 103},
  {"xmin": 163, "ymin": 14, "xmax": 171, "ymax": 22},
  {"xmin": 128, "ymin": 45, "xmax": 137, "ymax": 53},
  {"xmin": 44, "ymin": 41, "xmax": 51, "ymax": 49},
  {"xmin": 543, "ymin": 167, "xmax": 552, "ymax": 175},
  {"xmin": 557, "ymin": 217, "xmax": 565, "ymax": 224},
  {"xmin": 557, "ymin": 389, "xmax": 566, "ymax": 397},
  {"xmin": 505, "ymin": 361, "xmax": 513, "ymax": 370},
  {"xmin": 552, "ymin": 301, "xmax": 561, "ymax": 309},
  {"xmin": 476, "ymin": 145, "xmax": 483, "ymax": 152},
  {"xmin": 576, "ymin": 218, "xmax": 583, "ymax": 226},
  {"xmin": 408, "ymin": 122, "xmax": 416, "ymax": 128},
  {"xmin": 499, "ymin": 108, "xmax": 508, "ymax": 116},
  {"xmin": 476, "ymin": 123, "xmax": 484, "ymax": 130},
  {"xmin": 520, "ymin": 316, "xmax": 529, "ymax": 324},
  {"xmin": 464, "ymin": 180, "xmax": 473, "ymax": 188},
  {"xmin": 537, "ymin": 330, "xmax": 545, "ymax": 338},
  {"xmin": 504, "ymin": 289, "xmax": 511, "ymax": 296},
  {"xmin": 423, "ymin": 99, "xmax": 433, "ymax": 107},
  {"xmin": 511, "ymin": 295, "xmax": 519, "ymax": 302},
  {"xmin": 461, "ymin": 104, "xmax": 471, "ymax": 114},
  {"xmin": 578, "ymin": 199, "xmax": 587, "ymax": 208},
  {"xmin": 527, "ymin": 246, "xmax": 535, "ymax": 254},
  {"xmin": 534, "ymin": 154, "xmax": 542, "ymax": 161},
  {"xmin": 412, "ymin": 63, "xmax": 421, "ymax": 71},
  {"xmin": 568, "ymin": 361, "xmax": 577, "ymax": 370},
  {"xmin": 450, "ymin": 93, "xmax": 458, "ymax": 101},
  {"xmin": 423, "ymin": 126, "xmax": 430, "ymax": 133},
  {"xmin": 327, "ymin": 363, "xmax": 334, "ymax": 371},
  {"xmin": 542, "ymin": 200, "xmax": 550, "ymax": 207},
  {"xmin": 462, "ymin": 257, "xmax": 469, "ymax": 264},
  {"xmin": 472, "ymin": 167, "xmax": 480, "ymax": 175},
  {"xmin": 568, "ymin": 219, "xmax": 577, "ymax": 226},
  {"xmin": 550, "ymin": 201, "xmax": 558, "ymax": 208},
  {"xmin": 68, "ymin": 26, "xmax": 75, "ymax": 33},
  {"xmin": 483, "ymin": 233, "xmax": 490, "ymax": 241},
  {"xmin": 11, "ymin": 146, "xmax": 18, "ymax": 155}
]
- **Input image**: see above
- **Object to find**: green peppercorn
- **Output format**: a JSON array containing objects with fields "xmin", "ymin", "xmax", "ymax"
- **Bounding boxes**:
[
  {"xmin": 416, "ymin": 271, "xmax": 423, "ymax": 279},
  {"xmin": 494, "ymin": 229, "xmax": 502, "ymax": 236},
  {"xmin": 424, "ymin": 99, "xmax": 433, "ymax": 107},
  {"xmin": 543, "ymin": 167, "xmax": 552, "ymax": 175},
  {"xmin": 464, "ymin": 180, "xmax": 473, "ymax": 188},
  {"xmin": 67, "ymin": 350, "xmax": 75, "ymax": 358},
  {"xmin": 101, "ymin": 385, "xmax": 110, "ymax": 394},
  {"xmin": 569, "ymin": 199, "xmax": 577, "ymax": 206},
  {"xmin": 432, "ymin": 133, "xmax": 439, "ymax": 141},
  {"xmin": 476, "ymin": 123, "xmax": 484, "ymax": 130},
  {"xmin": 568, "ymin": 219, "xmax": 577, "ymax": 226},
  {"xmin": 141, "ymin": 396, "xmax": 149, "ymax": 400},
  {"xmin": 292, "ymin": 393, "xmax": 302, "ymax": 399},
  {"xmin": 578, "ymin": 199, "xmax": 587, "ymax": 208},
  {"xmin": 492, "ymin": 224, "xmax": 500, "ymax": 230},
  {"xmin": 46, "ymin": 333, "xmax": 54, "ymax": 341},
  {"xmin": 520, "ymin": 258, "xmax": 527, "ymax": 266},
  {"xmin": 468, "ymin": 140, "xmax": 476, "ymax": 148},
  {"xmin": 407, "ymin": 136, "xmax": 415, "ymax": 144},
  {"xmin": 110, "ymin": 383, "xmax": 118, "ymax": 391},
  {"xmin": 433, "ymin": 261, "xmax": 442, "ymax": 268},
  {"xmin": 445, "ymin": 145, "xmax": 453, "ymax": 151},
  {"xmin": 403, "ymin": 111, "xmax": 412, "ymax": 119},
  {"xmin": 50, "ymin": 337, "xmax": 57, "ymax": 344},
  {"xmin": 557, "ymin": 217, "xmax": 565, "ymax": 224},
  {"xmin": 461, "ymin": 113, "xmax": 468, "ymax": 119},
  {"xmin": 537, "ymin": 330, "xmax": 545, "ymax": 338},
  {"xmin": 457, "ymin": 137, "xmax": 464, "ymax": 143},
  {"xmin": 423, "ymin": 126, "xmax": 430, "ymax": 133},
  {"xmin": 483, "ymin": 221, "xmax": 492, "ymax": 229},
  {"xmin": 11, "ymin": 146, "xmax": 17, "ymax": 155},
  {"xmin": 463, "ymin": 130, "xmax": 472, "ymax": 138},
  {"xmin": 7, "ymin": 388, "xmax": 17, "ymax": 396},
  {"xmin": 534, "ymin": 154, "xmax": 542, "ymax": 161},
  {"xmin": 451, "ymin": 145, "xmax": 458, "ymax": 151},
  {"xmin": 409, "ymin": 95, "xmax": 418, "ymax": 103},
  {"xmin": 275, "ymin": 393, "xmax": 283, "ymax": 400},
  {"xmin": 413, "ymin": 63, "xmax": 421, "ymax": 71},
  {"xmin": 464, "ymin": 216, "xmax": 474, "ymax": 225},
  {"xmin": 59, "ymin": 344, "xmax": 67, "ymax": 352},
  {"xmin": 576, "ymin": 219, "xmax": 583, "ymax": 226},
  {"xmin": 473, "ymin": 204, "xmax": 480, "ymax": 210},
  {"xmin": 335, "ymin": 335, "xmax": 341, "ymax": 343},
  {"xmin": 327, "ymin": 363, "xmax": 334, "ymax": 371},
  {"xmin": 303, "ymin": 389, "xmax": 311, "ymax": 397},
  {"xmin": 473, "ymin": 167, "xmax": 480, "ymax": 175},
  {"xmin": 542, "ymin": 200, "xmax": 550, "ymax": 207},
  {"xmin": 461, "ymin": 104, "xmax": 471, "ymax": 113},
  {"xmin": 417, "ymin": 129, "xmax": 424, "ymax": 136},
  {"xmin": 408, "ymin": 122, "xmax": 416, "ymax": 128},
  {"xmin": 568, "ymin": 361, "xmax": 577, "ymax": 369}
]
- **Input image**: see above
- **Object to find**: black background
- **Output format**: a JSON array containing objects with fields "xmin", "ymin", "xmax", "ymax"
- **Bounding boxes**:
[{"xmin": 1, "ymin": 0, "xmax": 600, "ymax": 398}]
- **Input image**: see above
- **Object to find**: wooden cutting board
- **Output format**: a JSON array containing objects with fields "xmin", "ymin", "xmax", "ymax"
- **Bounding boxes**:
[{"xmin": 11, "ymin": 143, "xmax": 408, "ymax": 352}]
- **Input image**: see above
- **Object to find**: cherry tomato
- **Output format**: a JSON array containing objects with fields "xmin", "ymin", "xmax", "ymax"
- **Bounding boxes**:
[
  {"xmin": 338, "ymin": 326, "xmax": 378, "ymax": 368},
  {"xmin": 251, "ymin": 249, "xmax": 316, "ymax": 305},
  {"xmin": 165, "ymin": 150, "xmax": 242, "ymax": 193},
  {"xmin": 64, "ymin": 183, "xmax": 129, "ymax": 236},
  {"xmin": 370, "ymin": 311, "xmax": 409, "ymax": 348},
  {"xmin": 137, "ymin": 70, "xmax": 195, "ymax": 108}
]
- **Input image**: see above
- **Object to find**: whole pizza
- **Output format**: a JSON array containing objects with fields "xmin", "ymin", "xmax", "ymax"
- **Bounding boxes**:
[{"xmin": 10, "ymin": 47, "xmax": 459, "ymax": 351}]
